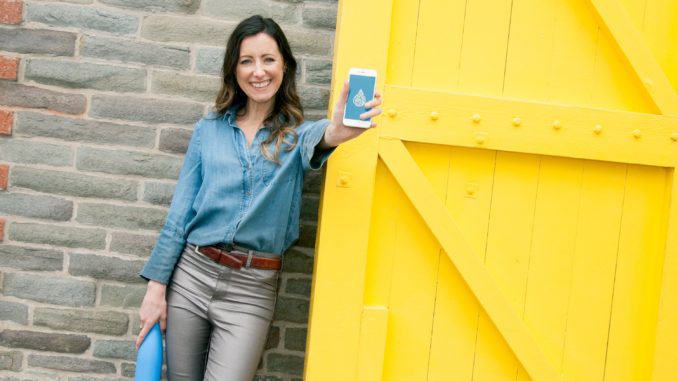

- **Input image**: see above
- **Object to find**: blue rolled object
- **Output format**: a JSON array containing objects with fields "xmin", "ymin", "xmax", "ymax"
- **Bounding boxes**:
[{"xmin": 135, "ymin": 323, "xmax": 163, "ymax": 381}]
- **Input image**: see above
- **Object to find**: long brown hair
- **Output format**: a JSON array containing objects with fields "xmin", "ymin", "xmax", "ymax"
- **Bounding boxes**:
[{"xmin": 214, "ymin": 15, "xmax": 303, "ymax": 163}]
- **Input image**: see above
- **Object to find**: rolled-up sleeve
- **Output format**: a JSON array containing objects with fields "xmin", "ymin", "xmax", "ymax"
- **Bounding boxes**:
[
  {"xmin": 299, "ymin": 119, "xmax": 335, "ymax": 171},
  {"xmin": 140, "ymin": 120, "xmax": 204, "ymax": 284}
]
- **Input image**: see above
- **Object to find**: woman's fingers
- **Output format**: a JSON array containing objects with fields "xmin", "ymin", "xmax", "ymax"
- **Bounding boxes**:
[
  {"xmin": 360, "ymin": 108, "xmax": 382, "ymax": 120},
  {"xmin": 136, "ymin": 321, "xmax": 153, "ymax": 350}
]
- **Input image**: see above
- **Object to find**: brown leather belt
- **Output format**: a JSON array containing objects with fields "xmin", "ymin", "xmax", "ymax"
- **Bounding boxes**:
[{"xmin": 195, "ymin": 245, "xmax": 282, "ymax": 270}]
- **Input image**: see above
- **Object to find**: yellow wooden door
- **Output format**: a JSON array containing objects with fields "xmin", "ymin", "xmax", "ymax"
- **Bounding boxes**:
[{"xmin": 305, "ymin": 0, "xmax": 678, "ymax": 380}]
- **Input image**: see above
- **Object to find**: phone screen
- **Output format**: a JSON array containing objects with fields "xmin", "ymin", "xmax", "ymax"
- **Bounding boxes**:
[{"xmin": 345, "ymin": 73, "xmax": 376, "ymax": 122}]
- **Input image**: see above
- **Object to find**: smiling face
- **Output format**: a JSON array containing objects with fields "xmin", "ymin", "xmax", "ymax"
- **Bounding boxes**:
[{"xmin": 235, "ymin": 32, "xmax": 285, "ymax": 110}]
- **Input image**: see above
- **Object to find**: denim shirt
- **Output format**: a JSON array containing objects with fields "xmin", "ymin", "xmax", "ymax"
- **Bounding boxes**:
[{"xmin": 140, "ymin": 109, "xmax": 334, "ymax": 284}]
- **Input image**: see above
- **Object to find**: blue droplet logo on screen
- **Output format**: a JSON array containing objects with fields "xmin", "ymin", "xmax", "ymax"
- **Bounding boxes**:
[
  {"xmin": 345, "ymin": 74, "xmax": 375, "ymax": 121},
  {"xmin": 353, "ymin": 90, "xmax": 366, "ymax": 107}
]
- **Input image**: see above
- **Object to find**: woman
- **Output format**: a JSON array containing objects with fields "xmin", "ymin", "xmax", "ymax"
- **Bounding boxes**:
[{"xmin": 136, "ymin": 15, "xmax": 381, "ymax": 380}]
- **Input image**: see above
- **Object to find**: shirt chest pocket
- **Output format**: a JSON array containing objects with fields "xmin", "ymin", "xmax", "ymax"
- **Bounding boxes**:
[{"xmin": 256, "ymin": 153, "xmax": 295, "ymax": 188}]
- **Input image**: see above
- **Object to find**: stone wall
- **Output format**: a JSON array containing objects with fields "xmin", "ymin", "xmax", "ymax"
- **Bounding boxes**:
[{"xmin": 0, "ymin": 0, "xmax": 337, "ymax": 379}]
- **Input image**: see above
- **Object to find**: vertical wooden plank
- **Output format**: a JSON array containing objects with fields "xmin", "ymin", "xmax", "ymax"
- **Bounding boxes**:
[
  {"xmin": 356, "ymin": 306, "xmax": 389, "ymax": 381},
  {"xmin": 666, "ymin": 2, "xmax": 678, "ymax": 89},
  {"xmin": 304, "ymin": 0, "xmax": 392, "ymax": 379},
  {"xmin": 427, "ymin": 147, "xmax": 497, "ymax": 380},
  {"xmin": 381, "ymin": 143, "xmax": 449, "ymax": 381},
  {"xmin": 467, "ymin": 151, "xmax": 538, "ymax": 381},
  {"xmin": 386, "ymin": 0, "xmax": 420, "ymax": 86},
  {"xmin": 561, "ymin": 161, "xmax": 626, "ymax": 380},
  {"xmin": 605, "ymin": 165, "xmax": 669, "ymax": 381},
  {"xmin": 479, "ymin": 152, "xmax": 542, "ymax": 381},
  {"xmin": 457, "ymin": 0, "xmax": 513, "ymax": 95},
  {"xmin": 653, "ymin": 171, "xmax": 678, "ymax": 381},
  {"xmin": 410, "ymin": 0, "xmax": 467, "ymax": 91},
  {"xmin": 548, "ymin": 0, "xmax": 598, "ymax": 106},
  {"xmin": 522, "ymin": 156, "xmax": 583, "ymax": 373},
  {"xmin": 363, "ymin": 160, "xmax": 400, "ymax": 308},
  {"xmin": 502, "ymin": 0, "xmax": 558, "ymax": 101}
]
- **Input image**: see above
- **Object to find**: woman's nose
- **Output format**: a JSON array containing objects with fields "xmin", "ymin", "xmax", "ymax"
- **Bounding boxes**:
[{"xmin": 253, "ymin": 64, "xmax": 265, "ymax": 76}]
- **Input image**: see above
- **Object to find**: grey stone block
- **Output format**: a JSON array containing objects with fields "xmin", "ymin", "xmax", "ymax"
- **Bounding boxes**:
[
  {"xmin": 254, "ymin": 376, "xmax": 283, "ymax": 381},
  {"xmin": 282, "ymin": 247, "xmax": 314, "ymax": 273},
  {"xmin": 302, "ymin": 168, "xmax": 323, "ymax": 194},
  {"xmin": 25, "ymin": 2, "xmax": 139, "ymax": 35},
  {"xmin": 69, "ymin": 253, "xmax": 146, "ymax": 283},
  {"xmin": 121, "ymin": 362, "xmax": 135, "ymax": 377},
  {"xmin": 202, "ymin": 0, "xmax": 299, "ymax": 23},
  {"xmin": 265, "ymin": 325, "xmax": 280, "ymax": 350},
  {"xmin": 286, "ymin": 27, "xmax": 333, "ymax": 56},
  {"xmin": 68, "ymin": 377, "xmax": 130, "ymax": 381},
  {"xmin": 0, "ymin": 138, "xmax": 73, "ymax": 166},
  {"xmin": 299, "ymin": 85, "xmax": 330, "ymax": 110},
  {"xmin": 303, "ymin": 109, "xmax": 329, "ymax": 121},
  {"xmin": 158, "ymin": 127, "xmax": 192, "ymax": 154},
  {"xmin": 3, "ymin": 272, "xmax": 96, "ymax": 307},
  {"xmin": 143, "ymin": 181, "xmax": 175, "ymax": 206},
  {"xmin": 0, "ymin": 300, "xmax": 29, "ymax": 325},
  {"xmin": 0, "ymin": 330, "xmax": 90, "ymax": 354},
  {"xmin": 99, "ymin": 0, "xmax": 199, "ymax": 13},
  {"xmin": 302, "ymin": 5, "xmax": 338, "ymax": 29},
  {"xmin": 0, "ymin": 245, "xmax": 63, "ymax": 271},
  {"xmin": 0, "ymin": 28, "xmax": 76, "ymax": 56},
  {"xmin": 0, "ymin": 192, "xmax": 73, "ymax": 221},
  {"xmin": 297, "ymin": 221, "xmax": 317, "ymax": 248},
  {"xmin": 304, "ymin": 59, "xmax": 333, "ymax": 85},
  {"xmin": 273, "ymin": 297, "xmax": 309, "ymax": 323},
  {"xmin": 285, "ymin": 277, "xmax": 311, "ymax": 296},
  {"xmin": 11, "ymin": 167, "xmax": 138, "ymax": 201},
  {"xmin": 15, "ymin": 111, "xmax": 156, "ymax": 148},
  {"xmin": 100, "ymin": 284, "xmax": 146, "ymax": 308},
  {"xmin": 284, "ymin": 327, "xmax": 307, "ymax": 351},
  {"xmin": 90, "ymin": 94, "xmax": 204, "ymax": 125},
  {"xmin": 0, "ymin": 351, "xmax": 22, "ymax": 371},
  {"xmin": 151, "ymin": 70, "xmax": 221, "ymax": 102},
  {"xmin": 300, "ymin": 194, "xmax": 320, "ymax": 220},
  {"xmin": 9, "ymin": 222, "xmax": 107, "ymax": 250},
  {"xmin": 109, "ymin": 231, "xmax": 157, "ymax": 257},
  {"xmin": 34, "ymin": 307, "xmax": 129, "ymax": 336},
  {"xmin": 195, "ymin": 47, "xmax": 224, "ymax": 75},
  {"xmin": 27, "ymin": 354, "xmax": 116, "ymax": 373},
  {"xmin": 93, "ymin": 340, "xmax": 135, "ymax": 361},
  {"xmin": 76, "ymin": 146, "xmax": 182, "ymax": 179},
  {"xmin": 76, "ymin": 202, "xmax": 167, "ymax": 231},
  {"xmin": 25, "ymin": 59, "xmax": 146, "ymax": 92},
  {"xmin": 81, "ymin": 35, "xmax": 190, "ymax": 69},
  {"xmin": 266, "ymin": 353, "xmax": 304, "ymax": 376},
  {"xmin": 141, "ymin": 15, "xmax": 235, "ymax": 45},
  {"xmin": 0, "ymin": 81, "xmax": 86, "ymax": 115}
]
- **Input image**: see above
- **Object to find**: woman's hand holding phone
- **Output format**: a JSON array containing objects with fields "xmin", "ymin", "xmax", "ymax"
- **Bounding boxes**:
[{"xmin": 320, "ymin": 80, "xmax": 382, "ymax": 149}]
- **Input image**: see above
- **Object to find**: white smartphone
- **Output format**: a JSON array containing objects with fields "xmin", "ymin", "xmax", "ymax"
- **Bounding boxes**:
[{"xmin": 343, "ymin": 68, "xmax": 377, "ymax": 128}]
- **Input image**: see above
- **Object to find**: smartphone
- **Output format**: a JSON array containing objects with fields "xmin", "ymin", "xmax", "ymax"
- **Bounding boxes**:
[{"xmin": 343, "ymin": 68, "xmax": 377, "ymax": 128}]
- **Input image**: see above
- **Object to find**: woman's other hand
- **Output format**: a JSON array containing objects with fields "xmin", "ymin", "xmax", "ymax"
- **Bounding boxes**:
[
  {"xmin": 320, "ymin": 80, "xmax": 382, "ymax": 149},
  {"xmin": 136, "ymin": 280, "xmax": 167, "ymax": 350}
]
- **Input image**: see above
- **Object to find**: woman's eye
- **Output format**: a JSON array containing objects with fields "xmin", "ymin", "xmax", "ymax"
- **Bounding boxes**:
[
  {"xmin": 239, "ymin": 59, "xmax": 251, "ymax": 65},
  {"xmin": 265, "ymin": 57, "xmax": 276, "ymax": 63}
]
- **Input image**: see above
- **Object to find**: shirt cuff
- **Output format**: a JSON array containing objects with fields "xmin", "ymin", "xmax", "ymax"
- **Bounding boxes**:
[{"xmin": 303, "ymin": 119, "xmax": 336, "ymax": 171}]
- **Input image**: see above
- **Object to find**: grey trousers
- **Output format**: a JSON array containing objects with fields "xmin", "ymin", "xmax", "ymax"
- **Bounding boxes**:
[{"xmin": 166, "ymin": 244, "xmax": 279, "ymax": 381}]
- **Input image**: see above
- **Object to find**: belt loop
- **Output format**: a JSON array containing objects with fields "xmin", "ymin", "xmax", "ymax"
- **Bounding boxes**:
[{"xmin": 246, "ymin": 250, "xmax": 253, "ymax": 268}]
